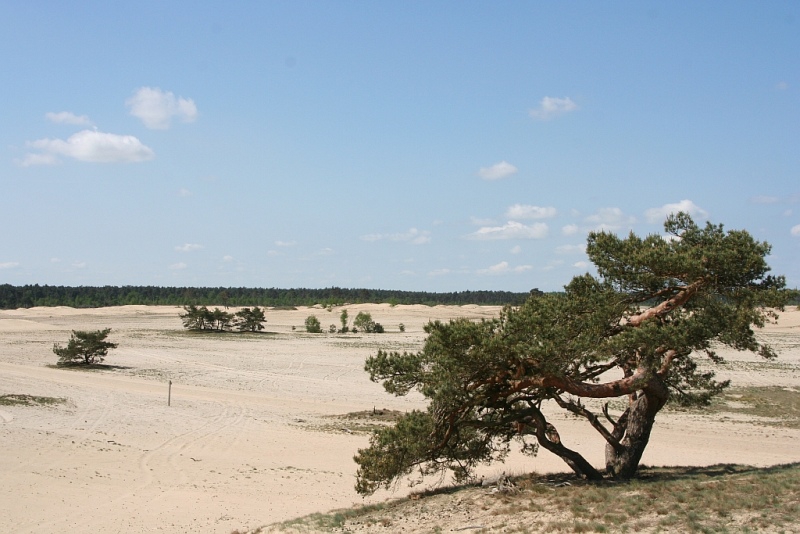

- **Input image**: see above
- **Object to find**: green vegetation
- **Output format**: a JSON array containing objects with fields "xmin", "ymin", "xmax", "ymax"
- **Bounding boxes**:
[
  {"xmin": 179, "ymin": 305, "xmax": 267, "ymax": 332},
  {"xmin": 235, "ymin": 306, "xmax": 267, "ymax": 332},
  {"xmin": 305, "ymin": 315, "xmax": 322, "ymax": 333},
  {"xmin": 53, "ymin": 328, "xmax": 119, "ymax": 366},
  {"xmin": 258, "ymin": 464, "xmax": 800, "ymax": 533},
  {"xmin": 0, "ymin": 394, "xmax": 67, "ymax": 406},
  {"xmin": 0, "ymin": 285, "xmax": 535, "ymax": 309},
  {"xmin": 677, "ymin": 386, "xmax": 800, "ymax": 429},
  {"xmin": 355, "ymin": 214, "xmax": 795, "ymax": 495},
  {"xmin": 353, "ymin": 311, "xmax": 385, "ymax": 333}
]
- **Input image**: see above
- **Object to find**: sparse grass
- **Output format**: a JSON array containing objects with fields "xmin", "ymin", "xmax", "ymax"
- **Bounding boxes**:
[
  {"xmin": 251, "ymin": 463, "xmax": 800, "ymax": 533},
  {"xmin": 309, "ymin": 409, "xmax": 406, "ymax": 435},
  {"xmin": 0, "ymin": 394, "xmax": 67, "ymax": 406},
  {"xmin": 47, "ymin": 362, "xmax": 131, "ymax": 372},
  {"xmin": 670, "ymin": 386, "xmax": 800, "ymax": 428}
]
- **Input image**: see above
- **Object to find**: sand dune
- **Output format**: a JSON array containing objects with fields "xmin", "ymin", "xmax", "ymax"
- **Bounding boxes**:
[{"xmin": 1, "ymin": 305, "xmax": 798, "ymax": 533}]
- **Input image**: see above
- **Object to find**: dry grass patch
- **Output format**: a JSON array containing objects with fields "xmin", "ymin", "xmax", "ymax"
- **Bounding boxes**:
[
  {"xmin": 0, "ymin": 394, "xmax": 67, "ymax": 406},
  {"xmin": 670, "ymin": 386, "xmax": 800, "ymax": 429},
  {"xmin": 312, "ymin": 409, "xmax": 406, "ymax": 435},
  {"xmin": 249, "ymin": 463, "xmax": 800, "ymax": 533}
]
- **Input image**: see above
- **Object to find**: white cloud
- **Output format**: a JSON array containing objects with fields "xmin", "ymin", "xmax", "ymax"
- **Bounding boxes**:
[
  {"xmin": 126, "ymin": 86, "xmax": 198, "ymax": 130},
  {"xmin": 428, "ymin": 268, "xmax": 451, "ymax": 276},
  {"xmin": 72, "ymin": 261, "xmax": 86, "ymax": 269},
  {"xmin": 275, "ymin": 240, "xmax": 296, "ymax": 247},
  {"xmin": 317, "ymin": 248, "xmax": 335, "ymax": 256},
  {"xmin": 529, "ymin": 96, "xmax": 578, "ymax": 120},
  {"xmin": 361, "ymin": 228, "xmax": 431, "ymax": 245},
  {"xmin": 586, "ymin": 207, "xmax": 636, "ymax": 230},
  {"xmin": 506, "ymin": 204, "xmax": 557, "ymax": 220},
  {"xmin": 45, "ymin": 111, "xmax": 92, "ymax": 126},
  {"xmin": 468, "ymin": 221, "xmax": 548, "ymax": 240},
  {"xmin": 478, "ymin": 161, "xmax": 518, "ymax": 180},
  {"xmin": 644, "ymin": 200, "xmax": 708, "ymax": 224},
  {"xmin": 222, "ymin": 255, "xmax": 234, "ymax": 262},
  {"xmin": 178, "ymin": 188, "xmax": 193, "ymax": 197},
  {"xmin": 573, "ymin": 261, "xmax": 590, "ymax": 269},
  {"xmin": 556, "ymin": 244, "xmax": 586, "ymax": 254},
  {"xmin": 17, "ymin": 153, "xmax": 60, "ymax": 167},
  {"xmin": 751, "ymin": 195, "xmax": 780, "ymax": 204},
  {"xmin": 477, "ymin": 261, "xmax": 533, "ymax": 275},
  {"xmin": 510, "ymin": 245, "xmax": 521, "ymax": 254},
  {"xmin": 175, "ymin": 243, "xmax": 203, "ymax": 252},
  {"xmin": 791, "ymin": 224, "xmax": 800, "ymax": 237},
  {"xmin": 0, "ymin": 262, "xmax": 19, "ymax": 269},
  {"xmin": 169, "ymin": 262, "xmax": 188, "ymax": 270},
  {"xmin": 20, "ymin": 130, "xmax": 154, "ymax": 166},
  {"xmin": 562, "ymin": 224, "xmax": 580, "ymax": 236},
  {"xmin": 470, "ymin": 216, "xmax": 497, "ymax": 226}
]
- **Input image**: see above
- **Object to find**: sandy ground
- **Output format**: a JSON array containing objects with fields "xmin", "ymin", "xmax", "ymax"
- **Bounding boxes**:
[{"xmin": 0, "ymin": 304, "xmax": 798, "ymax": 533}]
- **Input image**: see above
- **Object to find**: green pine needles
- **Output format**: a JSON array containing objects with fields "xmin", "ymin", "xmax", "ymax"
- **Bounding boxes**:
[{"xmin": 354, "ymin": 213, "xmax": 796, "ymax": 494}]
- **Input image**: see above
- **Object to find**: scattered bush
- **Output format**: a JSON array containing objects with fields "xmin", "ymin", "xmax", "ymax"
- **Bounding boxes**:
[
  {"xmin": 305, "ymin": 315, "xmax": 322, "ymax": 333},
  {"xmin": 53, "ymin": 328, "xmax": 118, "ymax": 366}
]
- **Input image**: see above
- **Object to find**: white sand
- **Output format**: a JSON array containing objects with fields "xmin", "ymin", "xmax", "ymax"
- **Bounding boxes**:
[{"xmin": 1, "ymin": 304, "xmax": 798, "ymax": 533}]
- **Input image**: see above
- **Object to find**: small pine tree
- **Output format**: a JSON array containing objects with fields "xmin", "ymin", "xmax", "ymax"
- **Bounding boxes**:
[{"xmin": 53, "ymin": 329, "xmax": 118, "ymax": 366}]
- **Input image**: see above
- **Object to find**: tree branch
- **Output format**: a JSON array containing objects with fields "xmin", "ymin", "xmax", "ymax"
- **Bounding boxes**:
[
  {"xmin": 553, "ymin": 394, "xmax": 623, "ymax": 453},
  {"xmin": 627, "ymin": 279, "xmax": 705, "ymax": 327}
]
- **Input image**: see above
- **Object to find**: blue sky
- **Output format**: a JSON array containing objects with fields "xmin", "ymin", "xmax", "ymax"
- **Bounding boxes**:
[{"xmin": 2, "ymin": 1, "xmax": 798, "ymax": 293}]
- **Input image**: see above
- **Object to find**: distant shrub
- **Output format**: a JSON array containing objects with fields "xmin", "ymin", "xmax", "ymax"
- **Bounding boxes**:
[{"xmin": 305, "ymin": 315, "xmax": 322, "ymax": 333}]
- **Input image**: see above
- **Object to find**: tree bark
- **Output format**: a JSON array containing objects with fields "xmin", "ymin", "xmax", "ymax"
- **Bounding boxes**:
[
  {"xmin": 604, "ymin": 375, "xmax": 669, "ymax": 478},
  {"xmin": 518, "ymin": 408, "xmax": 604, "ymax": 481}
]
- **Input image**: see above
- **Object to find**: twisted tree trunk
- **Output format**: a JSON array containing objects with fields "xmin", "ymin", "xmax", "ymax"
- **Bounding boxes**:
[{"xmin": 604, "ymin": 375, "xmax": 669, "ymax": 478}]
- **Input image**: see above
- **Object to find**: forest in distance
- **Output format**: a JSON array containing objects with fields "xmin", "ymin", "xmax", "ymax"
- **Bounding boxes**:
[{"xmin": 0, "ymin": 284, "xmax": 538, "ymax": 310}]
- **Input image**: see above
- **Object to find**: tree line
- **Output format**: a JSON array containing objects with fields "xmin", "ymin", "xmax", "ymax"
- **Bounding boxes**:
[{"xmin": 0, "ymin": 285, "xmax": 536, "ymax": 310}]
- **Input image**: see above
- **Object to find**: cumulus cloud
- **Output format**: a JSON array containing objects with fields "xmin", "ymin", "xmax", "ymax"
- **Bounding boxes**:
[
  {"xmin": 222, "ymin": 255, "xmax": 234, "ymax": 262},
  {"xmin": 510, "ymin": 245, "xmax": 521, "ymax": 254},
  {"xmin": 468, "ymin": 221, "xmax": 548, "ymax": 240},
  {"xmin": 586, "ymin": 207, "xmax": 636, "ymax": 230},
  {"xmin": 751, "ymin": 195, "xmax": 780, "ymax": 205},
  {"xmin": 19, "ymin": 130, "xmax": 154, "ymax": 166},
  {"xmin": 506, "ymin": 204, "xmax": 557, "ymax": 220},
  {"xmin": 644, "ymin": 200, "xmax": 708, "ymax": 224},
  {"xmin": 573, "ymin": 261, "xmax": 590, "ymax": 269},
  {"xmin": 562, "ymin": 224, "xmax": 580, "ymax": 236},
  {"xmin": 478, "ymin": 161, "xmax": 518, "ymax": 180},
  {"xmin": 175, "ymin": 243, "xmax": 203, "ymax": 252},
  {"xmin": 0, "ymin": 262, "xmax": 19, "ymax": 269},
  {"xmin": 477, "ymin": 261, "xmax": 533, "ymax": 275},
  {"xmin": 45, "ymin": 111, "xmax": 92, "ymax": 126},
  {"xmin": 791, "ymin": 224, "xmax": 800, "ymax": 237},
  {"xmin": 529, "ymin": 96, "xmax": 578, "ymax": 120},
  {"xmin": 556, "ymin": 244, "xmax": 586, "ymax": 254},
  {"xmin": 126, "ymin": 86, "xmax": 198, "ymax": 130},
  {"xmin": 361, "ymin": 228, "xmax": 431, "ymax": 245}
]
